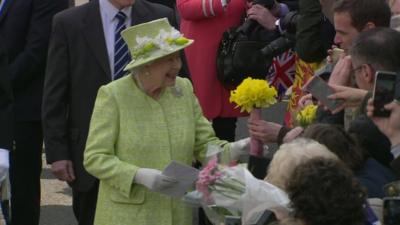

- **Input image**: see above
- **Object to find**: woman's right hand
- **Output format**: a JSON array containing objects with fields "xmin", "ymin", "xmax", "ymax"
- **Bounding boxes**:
[{"xmin": 134, "ymin": 168, "xmax": 177, "ymax": 192}]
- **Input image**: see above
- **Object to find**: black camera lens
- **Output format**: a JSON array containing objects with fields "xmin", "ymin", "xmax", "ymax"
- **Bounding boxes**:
[{"xmin": 260, "ymin": 35, "xmax": 295, "ymax": 58}]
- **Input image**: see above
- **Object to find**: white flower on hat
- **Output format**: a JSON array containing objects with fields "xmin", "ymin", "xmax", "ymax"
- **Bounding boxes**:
[{"xmin": 131, "ymin": 28, "xmax": 190, "ymax": 60}]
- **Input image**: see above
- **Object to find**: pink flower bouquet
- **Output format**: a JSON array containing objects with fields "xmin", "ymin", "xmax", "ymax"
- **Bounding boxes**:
[{"xmin": 194, "ymin": 156, "xmax": 291, "ymax": 225}]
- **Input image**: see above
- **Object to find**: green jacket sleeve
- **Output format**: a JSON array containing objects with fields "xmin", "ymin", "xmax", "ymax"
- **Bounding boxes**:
[
  {"xmin": 83, "ymin": 86, "xmax": 139, "ymax": 198},
  {"xmin": 183, "ymin": 79, "xmax": 230, "ymax": 163}
]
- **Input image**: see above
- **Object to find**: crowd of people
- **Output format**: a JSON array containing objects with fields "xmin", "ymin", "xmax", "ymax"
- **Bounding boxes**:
[{"xmin": 0, "ymin": 0, "xmax": 399, "ymax": 225}]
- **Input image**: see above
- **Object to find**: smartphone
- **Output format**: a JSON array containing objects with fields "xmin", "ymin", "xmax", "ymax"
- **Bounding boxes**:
[
  {"xmin": 372, "ymin": 71, "xmax": 397, "ymax": 117},
  {"xmin": 383, "ymin": 197, "xmax": 400, "ymax": 225},
  {"xmin": 303, "ymin": 76, "xmax": 342, "ymax": 111}
]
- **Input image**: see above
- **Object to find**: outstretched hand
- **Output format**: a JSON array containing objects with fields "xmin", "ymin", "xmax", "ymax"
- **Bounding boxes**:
[
  {"xmin": 328, "ymin": 55, "xmax": 352, "ymax": 86},
  {"xmin": 230, "ymin": 137, "xmax": 251, "ymax": 160},
  {"xmin": 327, "ymin": 85, "xmax": 368, "ymax": 114}
]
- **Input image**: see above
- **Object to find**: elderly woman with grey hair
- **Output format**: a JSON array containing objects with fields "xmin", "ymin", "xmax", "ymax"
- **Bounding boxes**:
[{"xmin": 265, "ymin": 138, "xmax": 338, "ymax": 190}]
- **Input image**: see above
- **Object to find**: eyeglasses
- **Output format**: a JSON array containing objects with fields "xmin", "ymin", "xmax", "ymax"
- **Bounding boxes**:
[
  {"xmin": 351, "ymin": 63, "xmax": 373, "ymax": 74},
  {"xmin": 351, "ymin": 66, "xmax": 363, "ymax": 74}
]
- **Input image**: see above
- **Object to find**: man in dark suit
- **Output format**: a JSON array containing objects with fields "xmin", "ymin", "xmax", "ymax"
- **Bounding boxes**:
[
  {"xmin": 42, "ymin": 0, "xmax": 176, "ymax": 224},
  {"xmin": 0, "ymin": 1, "xmax": 68, "ymax": 225}
]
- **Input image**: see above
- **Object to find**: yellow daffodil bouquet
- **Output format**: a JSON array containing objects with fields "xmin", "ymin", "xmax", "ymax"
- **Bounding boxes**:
[
  {"xmin": 296, "ymin": 104, "xmax": 317, "ymax": 128},
  {"xmin": 230, "ymin": 78, "xmax": 277, "ymax": 156}
]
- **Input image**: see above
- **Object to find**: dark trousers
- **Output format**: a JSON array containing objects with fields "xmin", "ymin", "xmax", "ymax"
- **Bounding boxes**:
[
  {"xmin": 212, "ymin": 117, "xmax": 237, "ymax": 142},
  {"xmin": 72, "ymin": 181, "xmax": 99, "ymax": 225},
  {"xmin": 10, "ymin": 121, "xmax": 42, "ymax": 225}
]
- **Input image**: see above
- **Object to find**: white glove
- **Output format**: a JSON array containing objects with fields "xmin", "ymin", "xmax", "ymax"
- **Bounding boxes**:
[
  {"xmin": 0, "ymin": 149, "xmax": 9, "ymax": 182},
  {"xmin": 134, "ymin": 168, "xmax": 177, "ymax": 192},
  {"xmin": 230, "ymin": 137, "xmax": 251, "ymax": 160}
]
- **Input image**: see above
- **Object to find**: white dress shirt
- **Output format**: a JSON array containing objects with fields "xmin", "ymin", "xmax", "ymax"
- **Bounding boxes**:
[
  {"xmin": 391, "ymin": 143, "xmax": 400, "ymax": 158},
  {"xmin": 99, "ymin": 0, "xmax": 132, "ymax": 76}
]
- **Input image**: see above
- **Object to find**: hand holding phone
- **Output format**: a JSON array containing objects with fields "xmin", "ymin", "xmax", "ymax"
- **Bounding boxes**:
[
  {"xmin": 303, "ymin": 76, "xmax": 342, "ymax": 112},
  {"xmin": 373, "ymin": 71, "xmax": 397, "ymax": 117}
]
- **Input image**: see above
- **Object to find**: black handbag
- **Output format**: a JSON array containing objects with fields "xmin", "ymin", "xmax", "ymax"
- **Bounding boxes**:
[{"xmin": 216, "ymin": 26, "xmax": 269, "ymax": 87}]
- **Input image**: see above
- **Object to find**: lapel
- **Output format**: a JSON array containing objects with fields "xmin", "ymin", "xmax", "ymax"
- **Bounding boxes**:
[
  {"xmin": 131, "ymin": 0, "xmax": 150, "ymax": 26},
  {"xmin": 81, "ymin": 0, "xmax": 111, "ymax": 79},
  {"xmin": 0, "ymin": 0, "xmax": 16, "ymax": 25}
]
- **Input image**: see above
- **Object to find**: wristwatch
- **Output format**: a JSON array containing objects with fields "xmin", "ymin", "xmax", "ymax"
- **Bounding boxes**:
[{"xmin": 221, "ymin": 0, "xmax": 230, "ymax": 8}]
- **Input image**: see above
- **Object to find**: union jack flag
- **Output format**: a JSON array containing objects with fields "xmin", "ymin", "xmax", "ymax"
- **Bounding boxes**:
[{"xmin": 266, "ymin": 49, "xmax": 296, "ymax": 100}]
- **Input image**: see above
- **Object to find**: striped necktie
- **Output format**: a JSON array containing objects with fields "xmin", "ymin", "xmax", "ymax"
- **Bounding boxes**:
[{"xmin": 113, "ymin": 11, "xmax": 131, "ymax": 80}]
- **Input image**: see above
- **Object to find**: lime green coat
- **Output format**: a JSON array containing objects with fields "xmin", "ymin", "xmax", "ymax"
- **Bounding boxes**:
[{"xmin": 84, "ymin": 76, "xmax": 229, "ymax": 225}]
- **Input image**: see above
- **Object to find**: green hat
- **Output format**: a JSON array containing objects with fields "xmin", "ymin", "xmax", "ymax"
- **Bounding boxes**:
[{"xmin": 121, "ymin": 18, "xmax": 194, "ymax": 71}]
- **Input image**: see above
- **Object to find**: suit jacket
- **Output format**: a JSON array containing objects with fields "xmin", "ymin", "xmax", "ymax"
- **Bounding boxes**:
[
  {"xmin": 42, "ymin": 0, "xmax": 176, "ymax": 191},
  {"xmin": 0, "ymin": 36, "xmax": 13, "ymax": 150},
  {"xmin": 0, "ymin": 0, "xmax": 68, "ymax": 122},
  {"xmin": 83, "ymin": 76, "xmax": 228, "ymax": 225}
]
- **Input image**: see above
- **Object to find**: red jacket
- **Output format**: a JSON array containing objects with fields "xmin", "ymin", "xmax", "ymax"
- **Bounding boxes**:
[{"xmin": 177, "ymin": 0, "xmax": 248, "ymax": 119}]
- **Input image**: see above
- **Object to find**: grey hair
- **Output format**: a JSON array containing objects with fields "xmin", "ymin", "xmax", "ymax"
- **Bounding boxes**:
[
  {"xmin": 265, "ymin": 138, "xmax": 338, "ymax": 190},
  {"xmin": 350, "ymin": 27, "xmax": 400, "ymax": 72}
]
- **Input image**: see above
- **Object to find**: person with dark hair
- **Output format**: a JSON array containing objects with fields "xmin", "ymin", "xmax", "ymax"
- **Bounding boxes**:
[
  {"xmin": 332, "ymin": 0, "xmax": 391, "ymax": 54},
  {"xmin": 349, "ymin": 27, "xmax": 400, "ymax": 79},
  {"xmin": 302, "ymin": 123, "xmax": 398, "ymax": 198},
  {"xmin": 318, "ymin": 0, "xmax": 391, "ymax": 96},
  {"xmin": 286, "ymin": 158, "xmax": 366, "ymax": 225}
]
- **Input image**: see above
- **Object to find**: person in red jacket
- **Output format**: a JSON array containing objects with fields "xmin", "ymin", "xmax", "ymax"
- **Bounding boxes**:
[{"xmin": 177, "ymin": 0, "xmax": 249, "ymax": 141}]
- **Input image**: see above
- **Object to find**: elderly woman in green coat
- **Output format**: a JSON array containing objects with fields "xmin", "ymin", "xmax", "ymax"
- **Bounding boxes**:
[{"xmin": 83, "ymin": 18, "xmax": 250, "ymax": 225}]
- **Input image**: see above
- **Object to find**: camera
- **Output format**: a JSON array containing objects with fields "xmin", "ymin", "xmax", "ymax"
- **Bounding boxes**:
[{"xmin": 261, "ymin": 11, "xmax": 298, "ymax": 59}]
